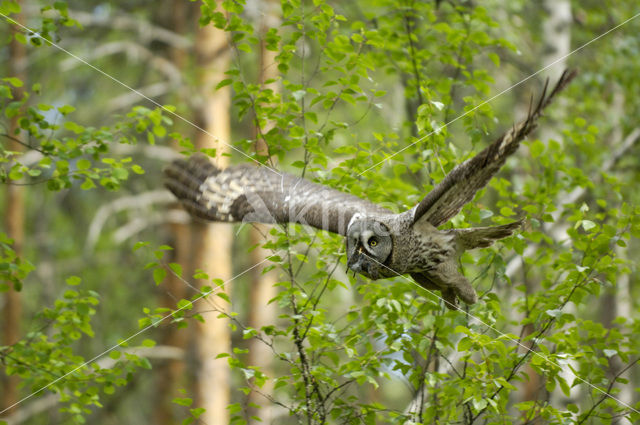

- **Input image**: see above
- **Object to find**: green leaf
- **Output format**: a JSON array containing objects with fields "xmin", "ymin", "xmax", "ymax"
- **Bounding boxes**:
[
  {"xmin": 457, "ymin": 337, "xmax": 472, "ymax": 351},
  {"xmin": 545, "ymin": 309, "xmax": 562, "ymax": 318},
  {"xmin": 112, "ymin": 167, "xmax": 129, "ymax": 181},
  {"xmin": 66, "ymin": 276, "xmax": 81, "ymax": 286},
  {"xmin": 77, "ymin": 159, "xmax": 91, "ymax": 170},
  {"xmin": 292, "ymin": 90, "xmax": 306, "ymax": 101},
  {"xmin": 216, "ymin": 78, "xmax": 233, "ymax": 90},
  {"xmin": 488, "ymin": 52, "xmax": 500, "ymax": 67},
  {"xmin": 472, "ymin": 398, "xmax": 488, "ymax": 411},
  {"xmin": 169, "ymin": 263, "xmax": 183, "ymax": 277},
  {"xmin": 177, "ymin": 299, "xmax": 193, "ymax": 310},
  {"xmin": 57, "ymin": 105, "xmax": 76, "ymax": 115},
  {"xmin": 557, "ymin": 376, "xmax": 571, "ymax": 397},
  {"xmin": 529, "ymin": 140, "xmax": 544, "ymax": 158},
  {"xmin": 131, "ymin": 164, "xmax": 145, "ymax": 174},
  {"xmin": 581, "ymin": 220, "xmax": 596, "ymax": 231},
  {"xmin": 499, "ymin": 206, "xmax": 515, "ymax": 217},
  {"xmin": 152, "ymin": 125, "xmax": 166, "ymax": 137},
  {"xmin": 189, "ymin": 407, "xmax": 205, "ymax": 418},
  {"xmin": 172, "ymin": 397, "xmax": 193, "ymax": 407},
  {"xmin": 3, "ymin": 77, "xmax": 23, "ymax": 87},
  {"xmin": 567, "ymin": 404, "xmax": 579, "ymax": 414},
  {"xmin": 8, "ymin": 167, "xmax": 23, "ymax": 180},
  {"xmin": 133, "ymin": 241, "xmax": 149, "ymax": 251},
  {"xmin": 153, "ymin": 268, "xmax": 167, "ymax": 285},
  {"xmin": 81, "ymin": 178, "xmax": 95, "ymax": 190}
]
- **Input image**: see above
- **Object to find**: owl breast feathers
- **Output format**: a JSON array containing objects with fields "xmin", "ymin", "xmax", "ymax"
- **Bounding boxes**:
[{"xmin": 165, "ymin": 70, "xmax": 575, "ymax": 309}]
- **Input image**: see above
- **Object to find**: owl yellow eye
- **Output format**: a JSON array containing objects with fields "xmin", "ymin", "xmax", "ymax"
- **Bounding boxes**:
[{"xmin": 368, "ymin": 238, "xmax": 378, "ymax": 247}]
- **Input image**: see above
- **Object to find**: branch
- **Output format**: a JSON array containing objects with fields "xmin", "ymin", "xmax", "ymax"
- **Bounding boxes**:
[
  {"xmin": 111, "ymin": 144, "xmax": 182, "ymax": 162},
  {"xmin": 85, "ymin": 190, "xmax": 175, "ymax": 251},
  {"xmin": 70, "ymin": 11, "xmax": 191, "ymax": 49},
  {"xmin": 107, "ymin": 82, "xmax": 175, "ymax": 111},
  {"xmin": 59, "ymin": 40, "xmax": 182, "ymax": 85},
  {"xmin": 112, "ymin": 209, "xmax": 190, "ymax": 244}
]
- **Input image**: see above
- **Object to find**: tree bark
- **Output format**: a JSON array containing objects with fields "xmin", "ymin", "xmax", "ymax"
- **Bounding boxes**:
[
  {"xmin": 153, "ymin": 3, "xmax": 193, "ymax": 424},
  {"xmin": 541, "ymin": 0, "xmax": 572, "ymax": 80},
  {"xmin": 153, "ymin": 224, "xmax": 191, "ymax": 425},
  {"xmin": 192, "ymin": 8, "xmax": 233, "ymax": 425},
  {"xmin": 2, "ymin": 0, "xmax": 26, "ymax": 415}
]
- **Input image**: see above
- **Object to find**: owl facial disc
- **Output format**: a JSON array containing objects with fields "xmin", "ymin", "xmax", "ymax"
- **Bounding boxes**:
[{"xmin": 345, "ymin": 218, "xmax": 392, "ymax": 280}]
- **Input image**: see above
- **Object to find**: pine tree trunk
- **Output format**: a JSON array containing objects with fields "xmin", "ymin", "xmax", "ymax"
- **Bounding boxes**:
[
  {"xmin": 192, "ymin": 8, "xmax": 233, "ymax": 425},
  {"xmin": 1, "ymin": 0, "xmax": 26, "ymax": 414}
]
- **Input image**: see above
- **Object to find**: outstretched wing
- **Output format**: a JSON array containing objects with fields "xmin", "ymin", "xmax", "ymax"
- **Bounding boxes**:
[
  {"xmin": 164, "ymin": 155, "xmax": 390, "ymax": 236},
  {"xmin": 412, "ymin": 69, "xmax": 577, "ymax": 227}
]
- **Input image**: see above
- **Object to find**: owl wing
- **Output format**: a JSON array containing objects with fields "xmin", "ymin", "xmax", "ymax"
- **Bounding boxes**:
[
  {"xmin": 164, "ymin": 154, "xmax": 390, "ymax": 236},
  {"xmin": 411, "ymin": 69, "xmax": 576, "ymax": 227}
]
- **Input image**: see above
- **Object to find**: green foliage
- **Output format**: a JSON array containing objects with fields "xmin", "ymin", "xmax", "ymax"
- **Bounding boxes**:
[
  {"xmin": 2, "ymin": 0, "xmax": 640, "ymax": 424},
  {"xmin": 0, "ymin": 275, "xmax": 150, "ymax": 424},
  {"xmin": 0, "ymin": 232, "xmax": 33, "ymax": 291},
  {"xmin": 0, "ymin": 79, "xmax": 183, "ymax": 191},
  {"xmin": 196, "ymin": 1, "xmax": 640, "ymax": 424}
]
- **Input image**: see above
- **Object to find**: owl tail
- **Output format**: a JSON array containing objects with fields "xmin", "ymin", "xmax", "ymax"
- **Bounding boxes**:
[{"xmin": 453, "ymin": 220, "xmax": 523, "ymax": 250}]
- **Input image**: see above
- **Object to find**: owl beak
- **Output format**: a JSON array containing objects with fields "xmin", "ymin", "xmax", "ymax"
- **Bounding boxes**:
[{"xmin": 347, "ymin": 254, "xmax": 364, "ymax": 275}]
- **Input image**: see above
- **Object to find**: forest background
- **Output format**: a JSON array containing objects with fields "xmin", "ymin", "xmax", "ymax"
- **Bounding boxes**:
[{"xmin": 1, "ymin": 1, "xmax": 640, "ymax": 424}]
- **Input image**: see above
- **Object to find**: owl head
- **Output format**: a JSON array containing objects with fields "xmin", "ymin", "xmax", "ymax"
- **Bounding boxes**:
[{"xmin": 346, "ymin": 218, "xmax": 393, "ymax": 280}]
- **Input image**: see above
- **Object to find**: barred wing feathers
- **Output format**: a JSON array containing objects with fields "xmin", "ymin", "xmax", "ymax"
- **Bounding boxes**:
[
  {"xmin": 164, "ymin": 154, "xmax": 390, "ymax": 235},
  {"xmin": 412, "ymin": 69, "xmax": 576, "ymax": 227}
]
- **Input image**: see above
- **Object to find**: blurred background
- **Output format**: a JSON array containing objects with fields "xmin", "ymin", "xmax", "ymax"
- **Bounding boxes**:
[{"xmin": 1, "ymin": 1, "xmax": 640, "ymax": 424}]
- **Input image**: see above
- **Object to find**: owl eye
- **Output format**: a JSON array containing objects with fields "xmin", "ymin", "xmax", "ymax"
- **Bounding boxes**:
[{"xmin": 368, "ymin": 237, "xmax": 378, "ymax": 247}]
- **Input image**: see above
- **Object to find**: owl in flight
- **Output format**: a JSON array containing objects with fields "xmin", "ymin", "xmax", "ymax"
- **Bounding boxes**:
[{"xmin": 165, "ymin": 70, "xmax": 575, "ymax": 309}]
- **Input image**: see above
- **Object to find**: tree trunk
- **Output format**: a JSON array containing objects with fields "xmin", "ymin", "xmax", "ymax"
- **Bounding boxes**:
[
  {"xmin": 542, "ymin": 0, "xmax": 572, "ymax": 80},
  {"xmin": 609, "ymin": 246, "xmax": 633, "ymax": 425},
  {"xmin": 153, "ymin": 2, "xmax": 193, "ymax": 424},
  {"xmin": 520, "ymin": 1, "xmax": 572, "ymax": 418},
  {"xmin": 192, "ymin": 8, "xmax": 233, "ymax": 425},
  {"xmin": 1, "ymin": 0, "xmax": 26, "ymax": 414},
  {"xmin": 153, "ymin": 223, "xmax": 191, "ymax": 425},
  {"xmin": 153, "ymin": 225, "xmax": 192, "ymax": 425},
  {"xmin": 245, "ymin": 1, "xmax": 280, "ymax": 423}
]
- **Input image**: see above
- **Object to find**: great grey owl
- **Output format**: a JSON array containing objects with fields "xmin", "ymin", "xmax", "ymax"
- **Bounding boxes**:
[{"xmin": 164, "ymin": 70, "xmax": 575, "ymax": 309}]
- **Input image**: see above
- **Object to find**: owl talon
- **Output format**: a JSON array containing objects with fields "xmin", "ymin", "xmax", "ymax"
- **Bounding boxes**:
[{"xmin": 441, "ymin": 288, "xmax": 458, "ymax": 310}]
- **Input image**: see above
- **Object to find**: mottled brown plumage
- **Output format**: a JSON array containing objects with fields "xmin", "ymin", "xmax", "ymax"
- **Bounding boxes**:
[{"xmin": 164, "ymin": 70, "xmax": 576, "ymax": 309}]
